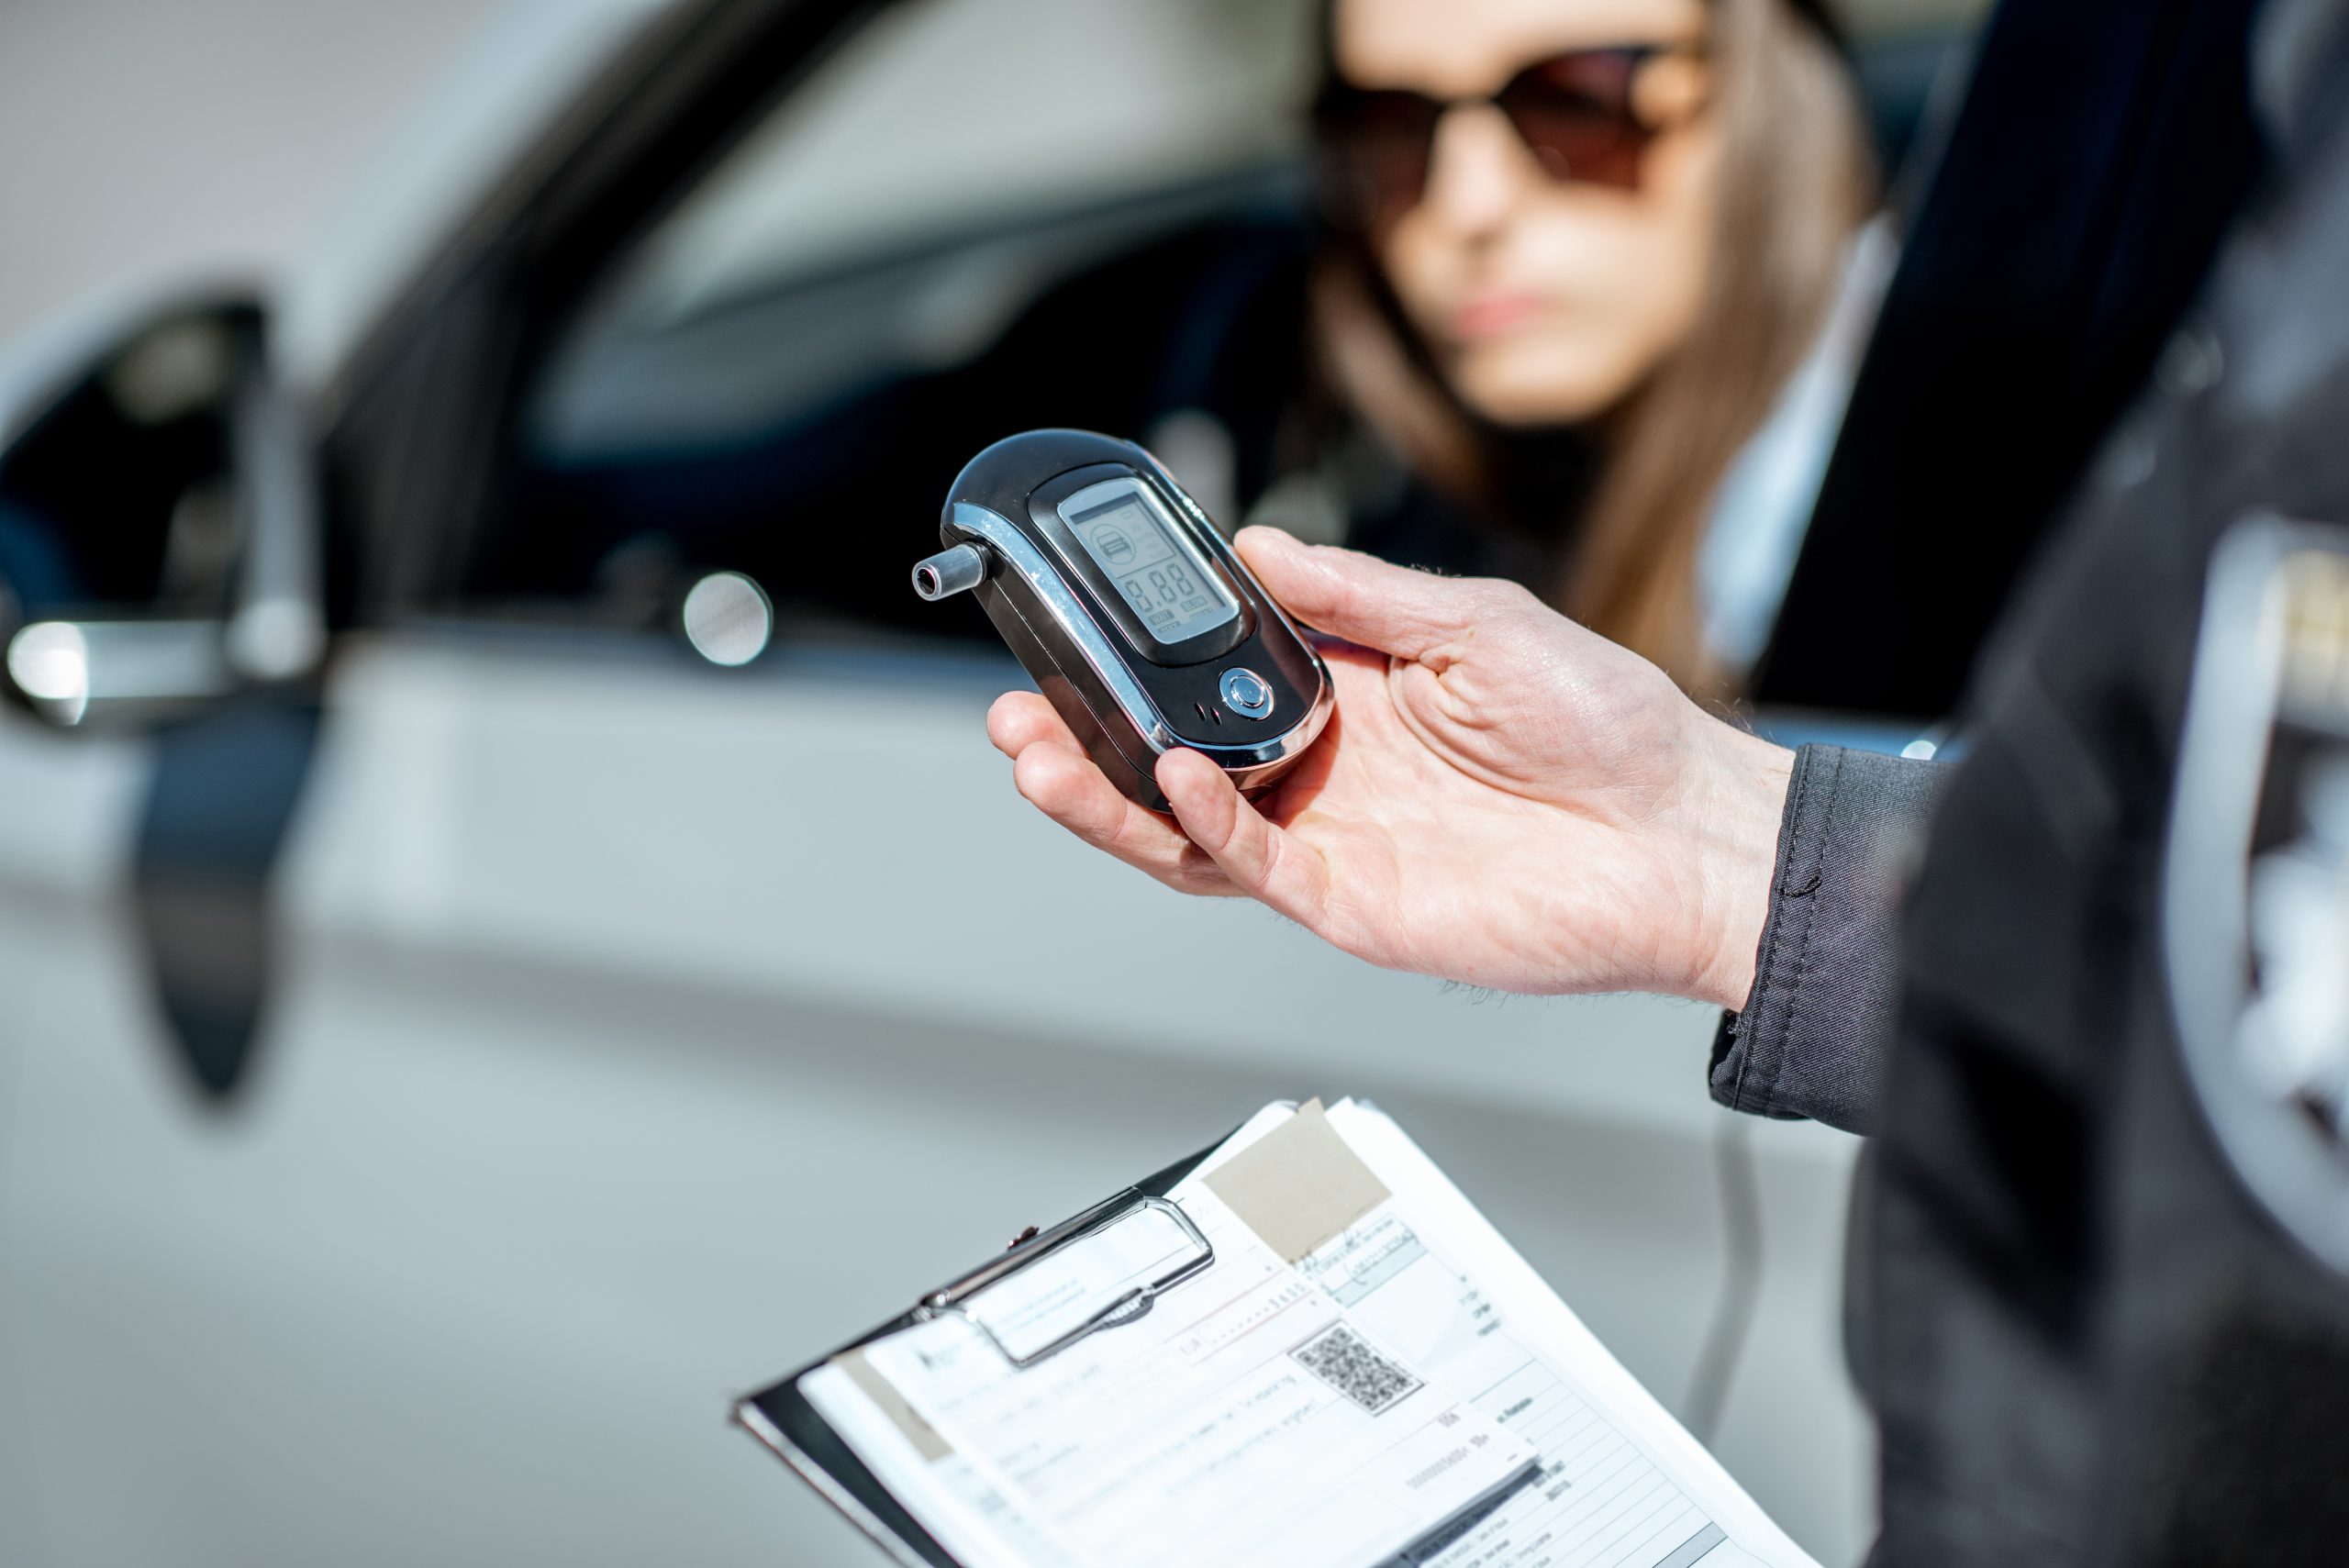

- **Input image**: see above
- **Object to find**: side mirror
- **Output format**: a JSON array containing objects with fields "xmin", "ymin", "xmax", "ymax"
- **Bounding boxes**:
[{"xmin": 0, "ymin": 293, "xmax": 321, "ymax": 728}]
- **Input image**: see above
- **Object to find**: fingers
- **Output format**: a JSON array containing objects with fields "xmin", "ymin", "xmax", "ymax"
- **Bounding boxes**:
[
  {"xmin": 988, "ymin": 693, "xmax": 1239, "ymax": 895},
  {"xmin": 989, "ymin": 689, "xmax": 1338, "ymax": 922},
  {"xmin": 987, "ymin": 690, "xmax": 1081, "ymax": 760},
  {"xmin": 1155, "ymin": 749, "xmax": 1332, "ymax": 932},
  {"xmin": 1233, "ymin": 526, "xmax": 1496, "ymax": 662}
]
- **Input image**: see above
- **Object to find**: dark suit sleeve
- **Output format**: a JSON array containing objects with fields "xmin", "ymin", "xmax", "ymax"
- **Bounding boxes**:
[{"xmin": 1709, "ymin": 744, "xmax": 1953, "ymax": 1135}]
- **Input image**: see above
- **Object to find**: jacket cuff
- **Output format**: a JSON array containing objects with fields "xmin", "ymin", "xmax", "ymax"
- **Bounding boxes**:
[{"xmin": 1709, "ymin": 744, "xmax": 1951, "ymax": 1135}]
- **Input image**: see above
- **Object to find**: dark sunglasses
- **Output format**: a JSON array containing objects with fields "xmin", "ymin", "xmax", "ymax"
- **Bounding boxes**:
[{"xmin": 1317, "ymin": 45, "xmax": 1704, "ymax": 217}]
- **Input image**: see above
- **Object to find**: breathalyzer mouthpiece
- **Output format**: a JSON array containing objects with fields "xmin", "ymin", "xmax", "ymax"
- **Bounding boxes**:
[{"xmin": 912, "ymin": 543, "xmax": 989, "ymax": 602}]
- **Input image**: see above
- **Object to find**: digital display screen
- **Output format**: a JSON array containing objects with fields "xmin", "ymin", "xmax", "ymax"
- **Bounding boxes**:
[{"xmin": 1059, "ymin": 479, "xmax": 1238, "ymax": 647}]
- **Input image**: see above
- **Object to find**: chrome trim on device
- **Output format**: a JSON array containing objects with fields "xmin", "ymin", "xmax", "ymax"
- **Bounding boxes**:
[
  {"xmin": 1198, "ymin": 679, "xmax": 1333, "ymax": 774},
  {"xmin": 1138, "ymin": 449, "xmax": 1336, "ymax": 770},
  {"xmin": 951, "ymin": 502, "xmax": 1178, "ymax": 752},
  {"xmin": 1219, "ymin": 667, "xmax": 1275, "ymax": 720},
  {"xmin": 950, "ymin": 497, "xmax": 1335, "ymax": 771}
]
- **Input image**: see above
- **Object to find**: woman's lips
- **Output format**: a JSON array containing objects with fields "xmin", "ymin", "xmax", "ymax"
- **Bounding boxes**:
[{"xmin": 1449, "ymin": 292, "xmax": 1550, "ymax": 341}]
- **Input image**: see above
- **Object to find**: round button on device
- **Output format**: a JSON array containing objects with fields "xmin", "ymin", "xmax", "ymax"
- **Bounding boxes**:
[{"xmin": 1219, "ymin": 667, "xmax": 1275, "ymax": 719}]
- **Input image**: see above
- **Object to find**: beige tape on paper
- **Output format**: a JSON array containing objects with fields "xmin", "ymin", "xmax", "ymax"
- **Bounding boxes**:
[
  {"xmin": 833, "ymin": 1347, "xmax": 952, "ymax": 1461},
  {"xmin": 1203, "ymin": 1098, "xmax": 1392, "ymax": 1262}
]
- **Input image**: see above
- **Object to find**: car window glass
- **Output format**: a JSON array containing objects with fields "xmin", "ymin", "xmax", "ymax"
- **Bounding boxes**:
[
  {"xmin": 481, "ymin": 0, "xmax": 1319, "ymax": 653},
  {"xmin": 629, "ymin": 0, "xmax": 1311, "ymax": 330}
]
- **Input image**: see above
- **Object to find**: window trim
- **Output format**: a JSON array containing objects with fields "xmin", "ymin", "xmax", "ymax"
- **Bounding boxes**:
[{"xmin": 320, "ymin": 0, "xmax": 907, "ymax": 630}]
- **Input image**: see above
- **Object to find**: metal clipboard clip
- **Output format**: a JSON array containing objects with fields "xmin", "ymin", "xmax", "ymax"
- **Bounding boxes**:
[{"xmin": 916, "ymin": 1188, "xmax": 1214, "ymax": 1368}]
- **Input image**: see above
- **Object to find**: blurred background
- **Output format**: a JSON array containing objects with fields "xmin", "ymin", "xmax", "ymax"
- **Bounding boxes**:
[{"xmin": 0, "ymin": 1, "xmax": 1995, "ymax": 1564}]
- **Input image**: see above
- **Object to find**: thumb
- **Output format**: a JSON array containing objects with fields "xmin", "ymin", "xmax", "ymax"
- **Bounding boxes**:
[{"xmin": 1233, "ymin": 527, "xmax": 1477, "ymax": 661}]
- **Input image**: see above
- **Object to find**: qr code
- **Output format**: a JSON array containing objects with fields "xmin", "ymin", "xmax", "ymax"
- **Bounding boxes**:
[{"xmin": 1291, "ymin": 1323, "xmax": 1422, "ymax": 1414}]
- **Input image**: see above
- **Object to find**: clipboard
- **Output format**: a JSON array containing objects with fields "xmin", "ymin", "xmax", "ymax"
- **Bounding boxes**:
[
  {"xmin": 734, "ymin": 1097, "xmax": 1821, "ymax": 1568},
  {"xmin": 731, "ymin": 1134, "xmax": 1228, "ymax": 1568}
]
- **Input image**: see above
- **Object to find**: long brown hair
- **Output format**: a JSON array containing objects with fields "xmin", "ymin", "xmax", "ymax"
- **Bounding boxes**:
[{"xmin": 1311, "ymin": 0, "xmax": 1873, "ymax": 686}]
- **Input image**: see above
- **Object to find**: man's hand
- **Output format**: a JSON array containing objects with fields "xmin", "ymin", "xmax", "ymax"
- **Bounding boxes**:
[{"xmin": 986, "ymin": 528, "xmax": 1793, "ymax": 1009}]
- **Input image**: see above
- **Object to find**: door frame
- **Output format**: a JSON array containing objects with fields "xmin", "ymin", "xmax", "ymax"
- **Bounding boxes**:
[{"xmin": 318, "ymin": 0, "xmax": 899, "ymax": 632}]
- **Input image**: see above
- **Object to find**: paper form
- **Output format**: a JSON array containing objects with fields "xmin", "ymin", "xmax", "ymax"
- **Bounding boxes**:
[
  {"xmin": 791, "ymin": 1101, "xmax": 1817, "ymax": 1568},
  {"xmin": 855, "ymin": 1179, "xmax": 1538, "ymax": 1568},
  {"xmin": 797, "ymin": 1361, "xmax": 1084, "ymax": 1568},
  {"xmin": 1322, "ymin": 1100, "xmax": 1813, "ymax": 1568},
  {"xmin": 1305, "ymin": 1207, "xmax": 1732, "ymax": 1568}
]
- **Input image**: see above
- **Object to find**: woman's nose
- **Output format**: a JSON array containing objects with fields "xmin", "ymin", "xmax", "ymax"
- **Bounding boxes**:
[{"xmin": 1418, "ymin": 103, "xmax": 1535, "ymax": 238}]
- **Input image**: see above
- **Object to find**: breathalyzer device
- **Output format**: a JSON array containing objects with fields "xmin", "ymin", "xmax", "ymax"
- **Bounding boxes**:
[{"xmin": 913, "ymin": 429, "xmax": 1333, "ymax": 811}]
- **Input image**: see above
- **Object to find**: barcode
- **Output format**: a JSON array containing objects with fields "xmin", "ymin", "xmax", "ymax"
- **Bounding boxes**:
[{"xmin": 1291, "ymin": 1323, "xmax": 1422, "ymax": 1415}]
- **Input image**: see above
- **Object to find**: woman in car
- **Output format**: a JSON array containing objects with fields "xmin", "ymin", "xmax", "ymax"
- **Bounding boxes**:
[{"xmin": 1266, "ymin": 0, "xmax": 1876, "ymax": 687}]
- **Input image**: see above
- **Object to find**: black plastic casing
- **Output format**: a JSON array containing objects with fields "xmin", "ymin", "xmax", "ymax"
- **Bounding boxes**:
[{"xmin": 942, "ymin": 429, "xmax": 1331, "ymax": 811}]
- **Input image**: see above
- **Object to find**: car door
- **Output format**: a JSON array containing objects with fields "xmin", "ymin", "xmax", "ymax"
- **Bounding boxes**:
[{"xmin": 0, "ymin": 2, "xmax": 1873, "ymax": 1564}]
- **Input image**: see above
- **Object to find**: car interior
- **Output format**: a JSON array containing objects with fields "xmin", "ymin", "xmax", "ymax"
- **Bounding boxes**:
[
  {"xmin": 505, "ymin": 163, "xmax": 1317, "ymax": 651},
  {"xmin": 473, "ymin": 0, "xmax": 1981, "ymax": 684}
]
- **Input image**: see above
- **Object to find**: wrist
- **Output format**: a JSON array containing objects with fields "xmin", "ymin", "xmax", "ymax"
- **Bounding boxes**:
[{"xmin": 1678, "ymin": 725, "xmax": 1796, "ymax": 1011}]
